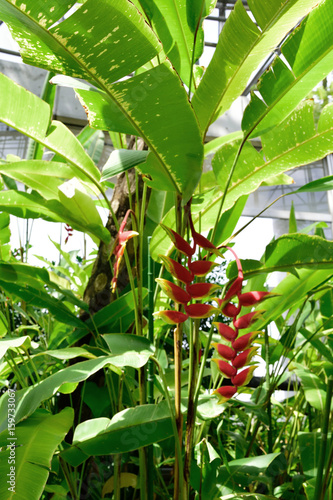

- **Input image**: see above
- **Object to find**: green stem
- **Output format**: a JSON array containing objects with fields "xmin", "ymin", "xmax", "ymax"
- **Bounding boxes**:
[
  {"xmin": 152, "ymin": 357, "xmax": 183, "ymax": 497},
  {"xmin": 147, "ymin": 236, "xmax": 155, "ymax": 500},
  {"xmin": 264, "ymin": 328, "xmax": 273, "ymax": 454},
  {"xmin": 210, "ymin": 138, "xmax": 246, "ymax": 243},
  {"xmin": 184, "ymin": 318, "xmax": 200, "ymax": 497},
  {"xmin": 173, "ymin": 194, "xmax": 183, "ymax": 500},
  {"xmin": 315, "ymin": 377, "xmax": 333, "ymax": 500}
]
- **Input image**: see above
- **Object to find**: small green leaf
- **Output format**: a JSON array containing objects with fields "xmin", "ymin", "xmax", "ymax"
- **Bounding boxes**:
[{"xmin": 101, "ymin": 150, "xmax": 149, "ymax": 181}]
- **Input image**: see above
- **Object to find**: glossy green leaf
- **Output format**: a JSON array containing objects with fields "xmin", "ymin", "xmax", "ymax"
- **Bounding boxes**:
[
  {"xmin": 51, "ymin": 75, "xmax": 139, "ymax": 136},
  {"xmin": 0, "ymin": 357, "xmax": 112, "ymax": 431},
  {"xmin": 0, "ymin": 346, "xmax": 158, "ymax": 433},
  {"xmin": 0, "ymin": 261, "xmax": 87, "ymax": 310},
  {"xmin": 0, "ymin": 336, "xmax": 38, "ymax": 361},
  {"xmin": 37, "ymin": 347, "xmax": 96, "ymax": 361},
  {"xmin": 187, "ymin": 0, "xmax": 217, "ymax": 32},
  {"xmin": 1, "ymin": 3, "xmax": 203, "ymax": 201},
  {"xmin": 217, "ymin": 453, "xmax": 287, "ymax": 488},
  {"xmin": 243, "ymin": 0, "xmax": 333, "ymax": 137},
  {"xmin": 294, "ymin": 175, "xmax": 333, "ymax": 193},
  {"xmin": 0, "ymin": 279, "xmax": 85, "ymax": 329},
  {"xmin": 228, "ymin": 234, "xmax": 333, "ymax": 280},
  {"xmin": 203, "ymin": 130, "xmax": 243, "ymax": 156},
  {"xmin": 294, "ymin": 369, "xmax": 327, "ymax": 410},
  {"xmin": 0, "ymin": 161, "xmax": 78, "ymax": 200},
  {"xmin": 0, "ymin": 73, "xmax": 101, "ymax": 185},
  {"xmin": 102, "ymin": 334, "xmax": 155, "ymax": 369},
  {"xmin": 138, "ymin": 0, "xmax": 209, "ymax": 88},
  {"xmin": 212, "ymin": 101, "xmax": 333, "ymax": 214},
  {"xmin": 251, "ymin": 269, "xmax": 333, "ymax": 332},
  {"xmin": 0, "ymin": 0, "xmax": 161, "ymax": 83},
  {"xmin": 60, "ymin": 401, "xmax": 173, "ymax": 466},
  {"xmin": 263, "ymin": 234, "xmax": 333, "ymax": 274},
  {"xmin": 299, "ymin": 328, "xmax": 333, "ymax": 364},
  {"xmin": 192, "ymin": 0, "xmax": 321, "ymax": 135},
  {"xmin": 0, "ymin": 190, "xmax": 110, "ymax": 245},
  {"xmin": 85, "ymin": 288, "xmax": 148, "ymax": 334},
  {"xmin": 299, "ymin": 432, "xmax": 332, "ymax": 478},
  {"xmin": 75, "ymin": 62, "xmax": 204, "ymax": 201},
  {"xmin": 101, "ymin": 150, "xmax": 149, "ymax": 181},
  {"xmin": 0, "ymin": 408, "xmax": 73, "ymax": 500}
]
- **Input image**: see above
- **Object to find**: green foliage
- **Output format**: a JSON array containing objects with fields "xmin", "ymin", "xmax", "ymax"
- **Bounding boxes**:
[{"xmin": 0, "ymin": 0, "xmax": 332, "ymax": 498}]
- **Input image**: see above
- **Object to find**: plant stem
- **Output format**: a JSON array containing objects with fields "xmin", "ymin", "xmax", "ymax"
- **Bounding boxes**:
[
  {"xmin": 173, "ymin": 194, "xmax": 183, "ymax": 500},
  {"xmin": 184, "ymin": 318, "xmax": 200, "ymax": 497},
  {"xmin": 173, "ymin": 324, "xmax": 183, "ymax": 500},
  {"xmin": 147, "ymin": 236, "xmax": 155, "ymax": 500},
  {"xmin": 315, "ymin": 377, "xmax": 333, "ymax": 500},
  {"xmin": 264, "ymin": 328, "xmax": 273, "ymax": 454},
  {"xmin": 152, "ymin": 357, "xmax": 183, "ymax": 497}
]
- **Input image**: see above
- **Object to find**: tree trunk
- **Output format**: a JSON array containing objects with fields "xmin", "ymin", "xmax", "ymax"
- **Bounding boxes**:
[{"xmin": 81, "ymin": 136, "xmax": 148, "ymax": 319}]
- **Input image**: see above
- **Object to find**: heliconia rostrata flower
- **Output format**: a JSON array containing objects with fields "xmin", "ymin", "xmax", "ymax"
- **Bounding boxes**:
[
  {"xmin": 155, "ymin": 210, "xmax": 274, "ymax": 402},
  {"xmin": 111, "ymin": 210, "xmax": 139, "ymax": 293}
]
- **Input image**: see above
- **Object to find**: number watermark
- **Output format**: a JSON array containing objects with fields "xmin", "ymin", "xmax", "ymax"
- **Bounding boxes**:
[{"xmin": 7, "ymin": 387, "xmax": 16, "ymax": 493}]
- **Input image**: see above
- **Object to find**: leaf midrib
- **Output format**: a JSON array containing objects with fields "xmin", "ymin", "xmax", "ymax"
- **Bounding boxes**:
[
  {"xmin": 6, "ymin": 1, "xmax": 181, "ymax": 194},
  {"xmin": 204, "ymin": 120, "xmax": 333, "ymax": 219},
  {"xmin": 202, "ymin": 0, "xmax": 300, "ymax": 138}
]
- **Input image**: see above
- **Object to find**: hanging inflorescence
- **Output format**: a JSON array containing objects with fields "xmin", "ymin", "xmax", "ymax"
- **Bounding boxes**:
[{"xmin": 155, "ymin": 211, "xmax": 274, "ymax": 403}]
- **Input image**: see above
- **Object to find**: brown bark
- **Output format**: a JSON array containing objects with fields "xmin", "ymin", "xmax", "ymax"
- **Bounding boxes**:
[{"xmin": 81, "ymin": 137, "xmax": 148, "ymax": 319}]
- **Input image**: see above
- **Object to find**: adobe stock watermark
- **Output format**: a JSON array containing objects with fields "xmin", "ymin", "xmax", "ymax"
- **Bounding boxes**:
[{"xmin": 7, "ymin": 387, "xmax": 16, "ymax": 494}]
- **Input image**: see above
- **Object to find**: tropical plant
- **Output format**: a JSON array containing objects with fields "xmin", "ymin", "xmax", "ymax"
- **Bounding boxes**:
[{"xmin": 0, "ymin": 0, "xmax": 332, "ymax": 499}]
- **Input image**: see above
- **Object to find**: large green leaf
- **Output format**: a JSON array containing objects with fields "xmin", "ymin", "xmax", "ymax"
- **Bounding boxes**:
[
  {"xmin": 60, "ymin": 401, "xmax": 173, "ymax": 466},
  {"xmin": 263, "ymin": 234, "xmax": 333, "ymax": 274},
  {"xmin": 75, "ymin": 62, "xmax": 203, "ymax": 201},
  {"xmin": 217, "ymin": 453, "xmax": 287, "ymax": 488},
  {"xmin": 192, "ymin": 0, "xmax": 322, "ymax": 136},
  {"xmin": 0, "ymin": 161, "xmax": 78, "ymax": 200},
  {"xmin": 102, "ymin": 334, "xmax": 155, "ymax": 368},
  {"xmin": 137, "ymin": 0, "xmax": 213, "ymax": 88},
  {"xmin": 0, "ymin": 336, "xmax": 38, "ymax": 360},
  {"xmin": 299, "ymin": 432, "xmax": 332, "ymax": 478},
  {"xmin": 243, "ymin": 0, "xmax": 333, "ymax": 137},
  {"xmin": 1, "ymin": 2, "xmax": 203, "ymax": 201},
  {"xmin": 0, "ymin": 408, "xmax": 73, "ymax": 500},
  {"xmin": 0, "ymin": 262, "xmax": 88, "ymax": 325},
  {"xmin": 0, "ymin": 189, "xmax": 110, "ymax": 244},
  {"xmin": 211, "ymin": 101, "xmax": 333, "ymax": 218},
  {"xmin": 251, "ymin": 269, "xmax": 333, "ymax": 331},
  {"xmin": 84, "ymin": 288, "xmax": 148, "ymax": 334},
  {"xmin": 0, "ymin": 73, "xmax": 100, "ymax": 185},
  {"xmin": 0, "ymin": 352, "xmax": 154, "ymax": 432},
  {"xmin": 0, "ymin": 0, "xmax": 160, "ymax": 82},
  {"xmin": 227, "ymin": 234, "xmax": 333, "ymax": 281}
]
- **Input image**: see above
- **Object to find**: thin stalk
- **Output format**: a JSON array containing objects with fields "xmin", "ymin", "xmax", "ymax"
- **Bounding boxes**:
[
  {"xmin": 193, "ymin": 324, "xmax": 215, "ymax": 407},
  {"xmin": 264, "ymin": 328, "xmax": 273, "ymax": 453},
  {"xmin": 5, "ymin": 352, "xmax": 27, "ymax": 388},
  {"xmin": 173, "ymin": 324, "xmax": 183, "ymax": 500},
  {"xmin": 59, "ymin": 456, "xmax": 78, "ymax": 500},
  {"xmin": 23, "ymin": 348, "xmax": 41, "ymax": 383},
  {"xmin": 210, "ymin": 138, "xmax": 246, "ymax": 243},
  {"xmin": 173, "ymin": 194, "xmax": 183, "ymax": 500},
  {"xmin": 245, "ymin": 420, "xmax": 261, "ymax": 457},
  {"xmin": 147, "ymin": 236, "xmax": 155, "ymax": 499},
  {"xmin": 152, "ymin": 357, "xmax": 183, "ymax": 496},
  {"xmin": 322, "ymin": 432, "xmax": 333, "ymax": 496},
  {"xmin": 184, "ymin": 318, "xmax": 200, "ymax": 497},
  {"xmin": 315, "ymin": 377, "xmax": 333, "ymax": 500}
]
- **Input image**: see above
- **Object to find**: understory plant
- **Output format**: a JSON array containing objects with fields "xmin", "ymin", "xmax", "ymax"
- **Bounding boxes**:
[{"xmin": 0, "ymin": 0, "xmax": 332, "ymax": 499}]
